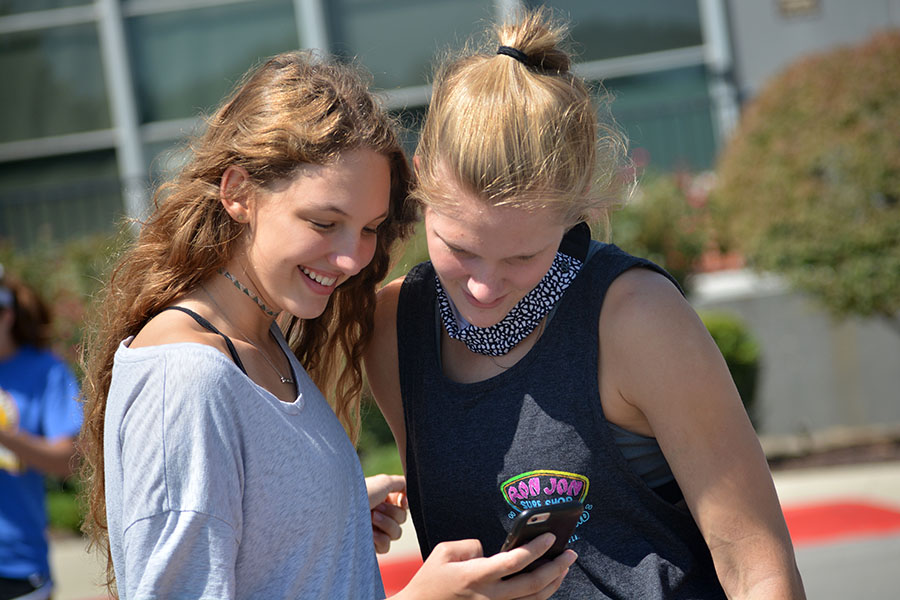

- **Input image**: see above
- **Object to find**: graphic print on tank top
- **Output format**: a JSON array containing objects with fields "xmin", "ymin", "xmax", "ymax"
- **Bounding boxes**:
[{"xmin": 499, "ymin": 397, "xmax": 593, "ymax": 543}]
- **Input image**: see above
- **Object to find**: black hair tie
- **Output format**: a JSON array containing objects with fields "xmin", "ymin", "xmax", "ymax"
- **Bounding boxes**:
[{"xmin": 497, "ymin": 45, "xmax": 531, "ymax": 66}]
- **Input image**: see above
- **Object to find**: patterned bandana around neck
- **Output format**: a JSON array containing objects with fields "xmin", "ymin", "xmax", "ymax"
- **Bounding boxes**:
[{"xmin": 435, "ymin": 251, "xmax": 583, "ymax": 356}]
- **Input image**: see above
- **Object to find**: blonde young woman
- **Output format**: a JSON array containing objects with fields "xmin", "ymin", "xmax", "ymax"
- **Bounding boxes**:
[
  {"xmin": 80, "ymin": 52, "xmax": 574, "ymax": 600},
  {"xmin": 365, "ymin": 10, "xmax": 806, "ymax": 600}
]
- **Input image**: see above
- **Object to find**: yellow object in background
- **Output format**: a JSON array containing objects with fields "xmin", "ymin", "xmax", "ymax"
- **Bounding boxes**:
[{"xmin": 0, "ymin": 388, "xmax": 20, "ymax": 473}]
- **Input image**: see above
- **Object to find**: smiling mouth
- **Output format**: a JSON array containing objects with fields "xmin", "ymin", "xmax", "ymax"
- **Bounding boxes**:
[{"xmin": 300, "ymin": 266, "xmax": 338, "ymax": 287}]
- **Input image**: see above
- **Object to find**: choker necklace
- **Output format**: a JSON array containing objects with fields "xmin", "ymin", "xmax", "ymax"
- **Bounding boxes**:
[
  {"xmin": 435, "ymin": 251, "xmax": 582, "ymax": 356},
  {"xmin": 201, "ymin": 285, "xmax": 294, "ymax": 385},
  {"xmin": 219, "ymin": 268, "xmax": 278, "ymax": 317}
]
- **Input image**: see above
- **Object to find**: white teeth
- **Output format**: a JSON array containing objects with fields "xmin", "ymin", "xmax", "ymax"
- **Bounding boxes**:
[{"xmin": 301, "ymin": 267, "xmax": 337, "ymax": 287}]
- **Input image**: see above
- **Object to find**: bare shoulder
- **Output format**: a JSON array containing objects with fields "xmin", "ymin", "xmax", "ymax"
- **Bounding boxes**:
[
  {"xmin": 373, "ymin": 276, "xmax": 406, "ymax": 326},
  {"xmin": 600, "ymin": 267, "xmax": 693, "ymax": 335},
  {"xmin": 129, "ymin": 305, "xmax": 229, "ymax": 357},
  {"xmin": 599, "ymin": 266, "xmax": 720, "ymax": 404}
]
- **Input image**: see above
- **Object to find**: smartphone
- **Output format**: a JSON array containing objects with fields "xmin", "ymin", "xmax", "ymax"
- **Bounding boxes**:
[{"xmin": 499, "ymin": 501, "xmax": 583, "ymax": 574}]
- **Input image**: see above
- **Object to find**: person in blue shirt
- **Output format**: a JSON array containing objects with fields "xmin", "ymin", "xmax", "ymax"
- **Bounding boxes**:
[{"xmin": 0, "ymin": 265, "xmax": 82, "ymax": 600}]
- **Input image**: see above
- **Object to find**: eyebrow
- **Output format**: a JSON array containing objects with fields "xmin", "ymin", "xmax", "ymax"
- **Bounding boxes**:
[
  {"xmin": 433, "ymin": 231, "xmax": 467, "ymax": 252},
  {"xmin": 434, "ymin": 231, "xmax": 550, "ymax": 259},
  {"xmin": 311, "ymin": 204, "xmax": 389, "ymax": 221}
]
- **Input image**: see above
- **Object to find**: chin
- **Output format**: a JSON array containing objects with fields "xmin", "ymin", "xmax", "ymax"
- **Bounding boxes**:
[
  {"xmin": 462, "ymin": 310, "xmax": 507, "ymax": 329},
  {"xmin": 284, "ymin": 300, "xmax": 329, "ymax": 320}
]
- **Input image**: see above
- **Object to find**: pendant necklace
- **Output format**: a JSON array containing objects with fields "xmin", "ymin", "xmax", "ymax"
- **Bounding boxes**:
[{"xmin": 201, "ymin": 284, "xmax": 294, "ymax": 385}]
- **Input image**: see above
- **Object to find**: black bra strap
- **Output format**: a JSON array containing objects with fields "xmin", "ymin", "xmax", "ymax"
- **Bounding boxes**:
[{"xmin": 159, "ymin": 306, "xmax": 248, "ymax": 375}]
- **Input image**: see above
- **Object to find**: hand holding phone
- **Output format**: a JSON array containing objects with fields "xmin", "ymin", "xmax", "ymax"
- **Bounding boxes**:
[{"xmin": 500, "ymin": 501, "xmax": 583, "ymax": 574}]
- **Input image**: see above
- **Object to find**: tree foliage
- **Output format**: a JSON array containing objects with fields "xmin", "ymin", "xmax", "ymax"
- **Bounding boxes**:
[
  {"xmin": 712, "ymin": 31, "xmax": 900, "ymax": 327},
  {"xmin": 0, "ymin": 232, "xmax": 127, "ymax": 373},
  {"xmin": 610, "ymin": 172, "xmax": 709, "ymax": 292}
]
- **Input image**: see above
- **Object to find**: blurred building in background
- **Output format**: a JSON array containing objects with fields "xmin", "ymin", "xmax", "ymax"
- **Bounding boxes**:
[
  {"xmin": 1, "ymin": 0, "xmax": 729, "ymax": 247},
  {"xmin": 1, "ymin": 0, "xmax": 898, "ymax": 249}
]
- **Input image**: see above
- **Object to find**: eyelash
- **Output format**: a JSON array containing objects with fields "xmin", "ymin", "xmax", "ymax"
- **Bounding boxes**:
[
  {"xmin": 448, "ymin": 246, "xmax": 472, "ymax": 258},
  {"xmin": 309, "ymin": 220, "xmax": 334, "ymax": 231},
  {"xmin": 310, "ymin": 220, "xmax": 381, "ymax": 235}
]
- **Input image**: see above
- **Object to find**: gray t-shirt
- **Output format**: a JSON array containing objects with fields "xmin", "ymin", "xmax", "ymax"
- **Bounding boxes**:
[{"xmin": 104, "ymin": 327, "xmax": 384, "ymax": 599}]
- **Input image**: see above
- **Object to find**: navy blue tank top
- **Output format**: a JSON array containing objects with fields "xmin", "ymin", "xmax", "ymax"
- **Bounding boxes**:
[{"xmin": 397, "ymin": 240, "xmax": 726, "ymax": 599}]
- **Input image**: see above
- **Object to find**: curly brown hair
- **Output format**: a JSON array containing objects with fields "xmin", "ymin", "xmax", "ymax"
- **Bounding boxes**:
[{"xmin": 78, "ymin": 50, "xmax": 416, "ymax": 594}]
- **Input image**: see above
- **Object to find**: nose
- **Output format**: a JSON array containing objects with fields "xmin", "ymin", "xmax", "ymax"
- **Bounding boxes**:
[
  {"xmin": 330, "ymin": 232, "xmax": 374, "ymax": 276},
  {"xmin": 465, "ymin": 266, "xmax": 505, "ymax": 303}
]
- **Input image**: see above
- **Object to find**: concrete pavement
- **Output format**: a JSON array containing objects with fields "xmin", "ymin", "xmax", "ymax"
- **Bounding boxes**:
[{"xmin": 48, "ymin": 459, "xmax": 900, "ymax": 599}]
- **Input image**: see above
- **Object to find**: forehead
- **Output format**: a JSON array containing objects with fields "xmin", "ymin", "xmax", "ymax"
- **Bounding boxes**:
[
  {"xmin": 264, "ymin": 149, "xmax": 390, "ymax": 218},
  {"xmin": 425, "ymin": 193, "xmax": 566, "ymax": 257}
]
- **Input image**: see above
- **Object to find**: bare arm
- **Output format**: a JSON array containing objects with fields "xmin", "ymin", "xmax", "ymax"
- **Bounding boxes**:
[
  {"xmin": 600, "ymin": 269, "xmax": 805, "ymax": 600},
  {"xmin": 0, "ymin": 429, "xmax": 78, "ymax": 478},
  {"xmin": 363, "ymin": 278, "xmax": 408, "ymax": 471}
]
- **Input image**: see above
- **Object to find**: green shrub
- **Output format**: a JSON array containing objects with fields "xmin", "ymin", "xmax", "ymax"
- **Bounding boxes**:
[
  {"xmin": 359, "ymin": 441, "xmax": 404, "ymax": 477},
  {"xmin": 357, "ymin": 399, "xmax": 403, "ymax": 476},
  {"xmin": 610, "ymin": 173, "xmax": 709, "ymax": 292},
  {"xmin": 699, "ymin": 310, "xmax": 761, "ymax": 428},
  {"xmin": 45, "ymin": 477, "xmax": 83, "ymax": 534},
  {"xmin": 712, "ymin": 31, "xmax": 900, "ymax": 328}
]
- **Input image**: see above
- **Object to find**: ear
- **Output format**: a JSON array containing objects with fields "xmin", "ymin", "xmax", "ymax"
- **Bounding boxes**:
[
  {"xmin": 412, "ymin": 155, "xmax": 421, "ymax": 173},
  {"xmin": 220, "ymin": 165, "xmax": 252, "ymax": 223}
]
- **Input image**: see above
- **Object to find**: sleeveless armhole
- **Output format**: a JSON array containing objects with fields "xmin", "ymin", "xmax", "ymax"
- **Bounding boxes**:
[
  {"xmin": 158, "ymin": 306, "xmax": 248, "ymax": 375},
  {"xmin": 581, "ymin": 241, "xmax": 686, "ymax": 504}
]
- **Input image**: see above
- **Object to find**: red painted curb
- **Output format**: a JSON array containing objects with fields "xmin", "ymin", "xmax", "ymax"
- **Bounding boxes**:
[
  {"xmin": 379, "ymin": 556, "xmax": 423, "ymax": 596},
  {"xmin": 783, "ymin": 500, "xmax": 900, "ymax": 546}
]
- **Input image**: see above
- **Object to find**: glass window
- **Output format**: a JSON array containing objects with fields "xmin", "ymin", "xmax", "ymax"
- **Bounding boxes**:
[
  {"xmin": 0, "ymin": 151, "xmax": 122, "ymax": 247},
  {"xmin": 390, "ymin": 105, "xmax": 426, "ymax": 158},
  {"xmin": 328, "ymin": 0, "xmax": 492, "ymax": 90},
  {"xmin": 0, "ymin": 23, "xmax": 109, "ymax": 143},
  {"xmin": 602, "ymin": 66, "xmax": 716, "ymax": 171},
  {"xmin": 530, "ymin": 0, "xmax": 702, "ymax": 61},
  {"xmin": 145, "ymin": 139, "xmax": 191, "ymax": 188},
  {"xmin": 0, "ymin": 0, "xmax": 90, "ymax": 16},
  {"xmin": 127, "ymin": 0, "xmax": 297, "ymax": 123}
]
